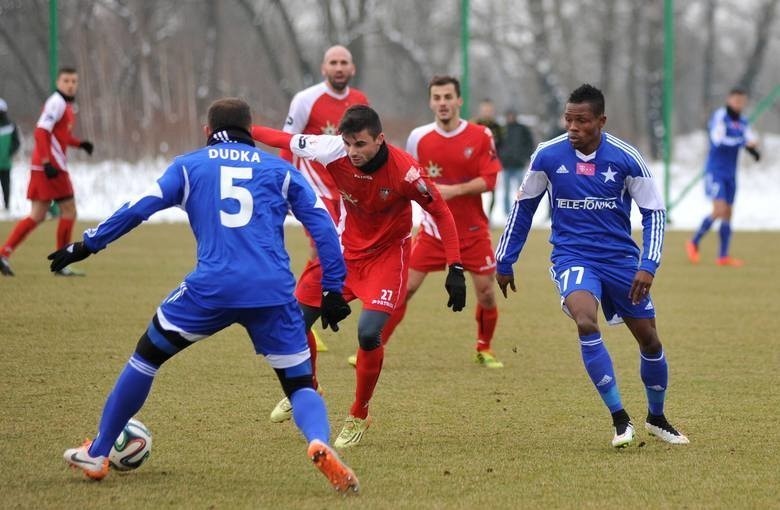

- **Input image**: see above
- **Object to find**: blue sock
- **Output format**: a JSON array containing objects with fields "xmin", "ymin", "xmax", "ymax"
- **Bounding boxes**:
[
  {"xmin": 89, "ymin": 354, "xmax": 157, "ymax": 457},
  {"xmin": 579, "ymin": 333, "xmax": 623, "ymax": 413},
  {"xmin": 692, "ymin": 216, "xmax": 714, "ymax": 245},
  {"xmin": 640, "ymin": 349, "xmax": 668, "ymax": 416},
  {"xmin": 291, "ymin": 388, "xmax": 330, "ymax": 444},
  {"xmin": 719, "ymin": 221, "xmax": 732, "ymax": 258}
]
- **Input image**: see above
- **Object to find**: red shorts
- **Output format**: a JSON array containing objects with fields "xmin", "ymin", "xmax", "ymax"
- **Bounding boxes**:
[
  {"xmin": 296, "ymin": 237, "xmax": 411, "ymax": 313},
  {"xmin": 27, "ymin": 169, "xmax": 74, "ymax": 201},
  {"xmin": 409, "ymin": 231, "xmax": 496, "ymax": 275}
]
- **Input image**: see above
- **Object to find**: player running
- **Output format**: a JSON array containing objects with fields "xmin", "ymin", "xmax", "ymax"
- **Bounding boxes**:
[
  {"xmin": 252, "ymin": 104, "xmax": 466, "ymax": 448},
  {"xmin": 378, "ymin": 75, "xmax": 503, "ymax": 368},
  {"xmin": 495, "ymin": 84, "xmax": 688, "ymax": 448},
  {"xmin": 281, "ymin": 45, "xmax": 370, "ymax": 353}
]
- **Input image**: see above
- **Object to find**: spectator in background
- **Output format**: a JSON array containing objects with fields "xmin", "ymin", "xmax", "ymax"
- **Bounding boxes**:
[
  {"xmin": 0, "ymin": 67, "xmax": 94, "ymax": 277},
  {"xmin": 498, "ymin": 109, "xmax": 535, "ymax": 216},
  {"xmin": 0, "ymin": 98, "xmax": 21, "ymax": 211},
  {"xmin": 473, "ymin": 98, "xmax": 503, "ymax": 220},
  {"xmin": 686, "ymin": 87, "xmax": 760, "ymax": 267}
]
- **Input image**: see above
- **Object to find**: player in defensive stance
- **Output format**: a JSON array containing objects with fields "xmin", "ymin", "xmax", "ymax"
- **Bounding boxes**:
[
  {"xmin": 378, "ymin": 75, "xmax": 503, "ymax": 368},
  {"xmin": 252, "ymin": 105, "xmax": 466, "ymax": 448},
  {"xmin": 281, "ymin": 45, "xmax": 370, "ymax": 353},
  {"xmin": 495, "ymin": 84, "xmax": 688, "ymax": 448},
  {"xmin": 54, "ymin": 98, "xmax": 359, "ymax": 493}
]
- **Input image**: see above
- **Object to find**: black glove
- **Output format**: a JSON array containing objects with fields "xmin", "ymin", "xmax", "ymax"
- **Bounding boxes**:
[
  {"xmin": 745, "ymin": 146, "xmax": 760, "ymax": 162},
  {"xmin": 445, "ymin": 263, "xmax": 466, "ymax": 312},
  {"xmin": 43, "ymin": 162, "xmax": 59, "ymax": 179},
  {"xmin": 48, "ymin": 241, "xmax": 92, "ymax": 272},
  {"xmin": 320, "ymin": 291, "xmax": 351, "ymax": 332},
  {"xmin": 80, "ymin": 140, "xmax": 94, "ymax": 155}
]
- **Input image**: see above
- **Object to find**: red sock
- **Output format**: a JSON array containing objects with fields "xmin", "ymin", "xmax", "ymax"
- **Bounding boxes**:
[
  {"xmin": 350, "ymin": 346, "xmax": 384, "ymax": 419},
  {"xmin": 380, "ymin": 299, "xmax": 408, "ymax": 346},
  {"xmin": 475, "ymin": 304, "xmax": 498, "ymax": 352},
  {"xmin": 2, "ymin": 217, "xmax": 39, "ymax": 256},
  {"xmin": 306, "ymin": 330, "xmax": 319, "ymax": 390},
  {"xmin": 56, "ymin": 217, "xmax": 75, "ymax": 250}
]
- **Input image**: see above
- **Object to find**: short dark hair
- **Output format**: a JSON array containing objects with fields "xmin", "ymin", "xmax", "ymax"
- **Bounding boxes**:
[
  {"xmin": 207, "ymin": 97, "xmax": 252, "ymax": 131},
  {"xmin": 338, "ymin": 105, "xmax": 382, "ymax": 138},
  {"xmin": 568, "ymin": 84, "xmax": 605, "ymax": 117},
  {"xmin": 57, "ymin": 66, "xmax": 77, "ymax": 76},
  {"xmin": 729, "ymin": 86, "xmax": 748, "ymax": 96},
  {"xmin": 428, "ymin": 75, "xmax": 461, "ymax": 97}
]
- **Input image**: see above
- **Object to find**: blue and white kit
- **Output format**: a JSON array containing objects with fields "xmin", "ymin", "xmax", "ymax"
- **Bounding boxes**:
[{"xmin": 495, "ymin": 133, "xmax": 666, "ymax": 323}]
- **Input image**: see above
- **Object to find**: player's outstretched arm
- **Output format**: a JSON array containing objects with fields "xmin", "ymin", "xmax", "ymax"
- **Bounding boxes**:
[
  {"xmin": 48, "ymin": 242, "xmax": 92, "ymax": 272},
  {"xmin": 250, "ymin": 125, "xmax": 293, "ymax": 149}
]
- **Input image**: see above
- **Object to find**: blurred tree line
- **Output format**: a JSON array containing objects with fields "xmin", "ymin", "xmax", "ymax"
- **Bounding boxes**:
[{"xmin": 0, "ymin": 0, "xmax": 777, "ymax": 161}]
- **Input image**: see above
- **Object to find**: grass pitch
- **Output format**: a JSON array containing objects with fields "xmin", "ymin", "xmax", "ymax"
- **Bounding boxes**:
[{"xmin": 1, "ymin": 221, "xmax": 778, "ymax": 509}]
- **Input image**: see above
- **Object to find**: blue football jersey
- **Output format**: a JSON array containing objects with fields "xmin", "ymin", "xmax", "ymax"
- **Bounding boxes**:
[
  {"xmin": 83, "ymin": 136, "xmax": 345, "ymax": 307},
  {"xmin": 705, "ymin": 107, "xmax": 757, "ymax": 179},
  {"xmin": 496, "ymin": 132, "xmax": 666, "ymax": 275}
]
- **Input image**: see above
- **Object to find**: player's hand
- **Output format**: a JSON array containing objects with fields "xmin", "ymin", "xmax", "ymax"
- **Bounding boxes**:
[
  {"xmin": 320, "ymin": 291, "xmax": 351, "ymax": 332},
  {"xmin": 79, "ymin": 140, "xmax": 94, "ymax": 156},
  {"xmin": 48, "ymin": 241, "xmax": 92, "ymax": 272},
  {"xmin": 629, "ymin": 270, "xmax": 654, "ymax": 305},
  {"xmin": 745, "ymin": 146, "xmax": 760, "ymax": 162},
  {"xmin": 445, "ymin": 264, "xmax": 466, "ymax": 312},
  {"xmin": 43, "ymin": 162, "xmax": 59, "ymax": 179},
  {"xmin": 496, "ymin": 273, "xmax": 516, "ymax": 299}
]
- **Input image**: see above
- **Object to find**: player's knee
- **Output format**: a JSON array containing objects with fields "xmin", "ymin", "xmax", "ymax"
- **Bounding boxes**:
[
  {"xmin": 358, "ymin": 328, "xmax": 382, "ymax": 350},
  {"xmin": 573, "ymin": 316, "xmax": 599, "ymax": 335},
  {"xmin": 274, "ymin": 368, "xmax": 315, "ymax": 398},
  {"xmin": 135, "ymin": 317, "xmax": 193, "ymax": 366},
  {"xmin": 134, "ymin": 332, "xmax": 174, "ymax": 366}
]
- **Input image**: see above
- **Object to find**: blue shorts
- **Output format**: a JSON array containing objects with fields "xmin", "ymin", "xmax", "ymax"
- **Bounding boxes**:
[
  {"xmin": 549, "ymin": 257, "xmax": 655, "ymax": 325},
  {"xmin": 705, "ymin": 174, "xmax": 736, "ymax": 205},
  {"xmin": 153, "ymin": 283, "xmax": 309, "ymax": 369}
]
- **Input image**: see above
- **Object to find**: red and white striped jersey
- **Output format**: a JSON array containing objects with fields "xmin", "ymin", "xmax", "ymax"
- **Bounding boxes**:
[
  {"xmin": 282, "ymin": 82, "xmax": 369, "ymax": 201},
  {"xmin": 31, "ymin": 91, "xmax": 82, "ymax": 172},
  {"xmin": 406, "ymin": 120, "xmax": 500, "ymax": 240}
]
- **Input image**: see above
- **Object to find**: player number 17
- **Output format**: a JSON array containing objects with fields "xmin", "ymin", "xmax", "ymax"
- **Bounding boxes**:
[{"xmin": 559, "ymin": 266, "xmax": 584, "ymax": 291}]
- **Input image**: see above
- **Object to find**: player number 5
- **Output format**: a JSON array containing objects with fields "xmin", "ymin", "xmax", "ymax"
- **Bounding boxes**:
[{"xmin": 220, "ymin": 165, "xmax": 253, "ymax": 228}]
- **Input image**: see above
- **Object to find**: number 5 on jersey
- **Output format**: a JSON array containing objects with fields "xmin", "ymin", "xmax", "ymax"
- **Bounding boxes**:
[{"xmin": 220, "ymin": 165, "xmax": 253, "ymax": 228}]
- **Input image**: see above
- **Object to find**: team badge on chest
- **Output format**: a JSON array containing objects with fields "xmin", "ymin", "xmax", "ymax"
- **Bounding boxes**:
[
  {"xmin": 426, "ymin": 161, "xmax": 443, "ymax": 178},
  {"xmin": 576, "ymin": 162, "xmax": 595, "ymax": 176},
  {"xmin": 463, "ymin": 147, "xmax": 474, "ymax": 158}
]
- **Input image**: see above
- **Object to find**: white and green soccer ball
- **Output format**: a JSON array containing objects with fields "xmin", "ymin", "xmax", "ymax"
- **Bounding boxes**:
[{"xmin": 109, "ymin": 418, "xmax": 152, "ymax": 471}]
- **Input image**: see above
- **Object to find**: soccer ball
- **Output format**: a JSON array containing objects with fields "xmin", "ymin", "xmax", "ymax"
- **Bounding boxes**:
[{"xmin": 109, "ymin": 418, "xmax": 152, "ymax": 471}]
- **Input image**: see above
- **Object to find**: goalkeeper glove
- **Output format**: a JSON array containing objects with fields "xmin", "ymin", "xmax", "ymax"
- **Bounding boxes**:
[
  {"xmin": 43, "ymin": 162, "xmax": 59, "ymax": 179},
  {"xmin": 745, "ymin": 146, "xmax": 760, "ymax": 162},
  {"xmin": 79, "ymin": 140, "xmax": 94, "ymax": 155},
  {"xmin": 321, "ymin": 290, "xmax": 351, "ymax": 332},
  {"xmin": 48, "ymin": 242, "xmax": 92, "ymax": 272},
  {"xmin": 445, "ymin": 263, "xmax": 466, "ymax": 312}
]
